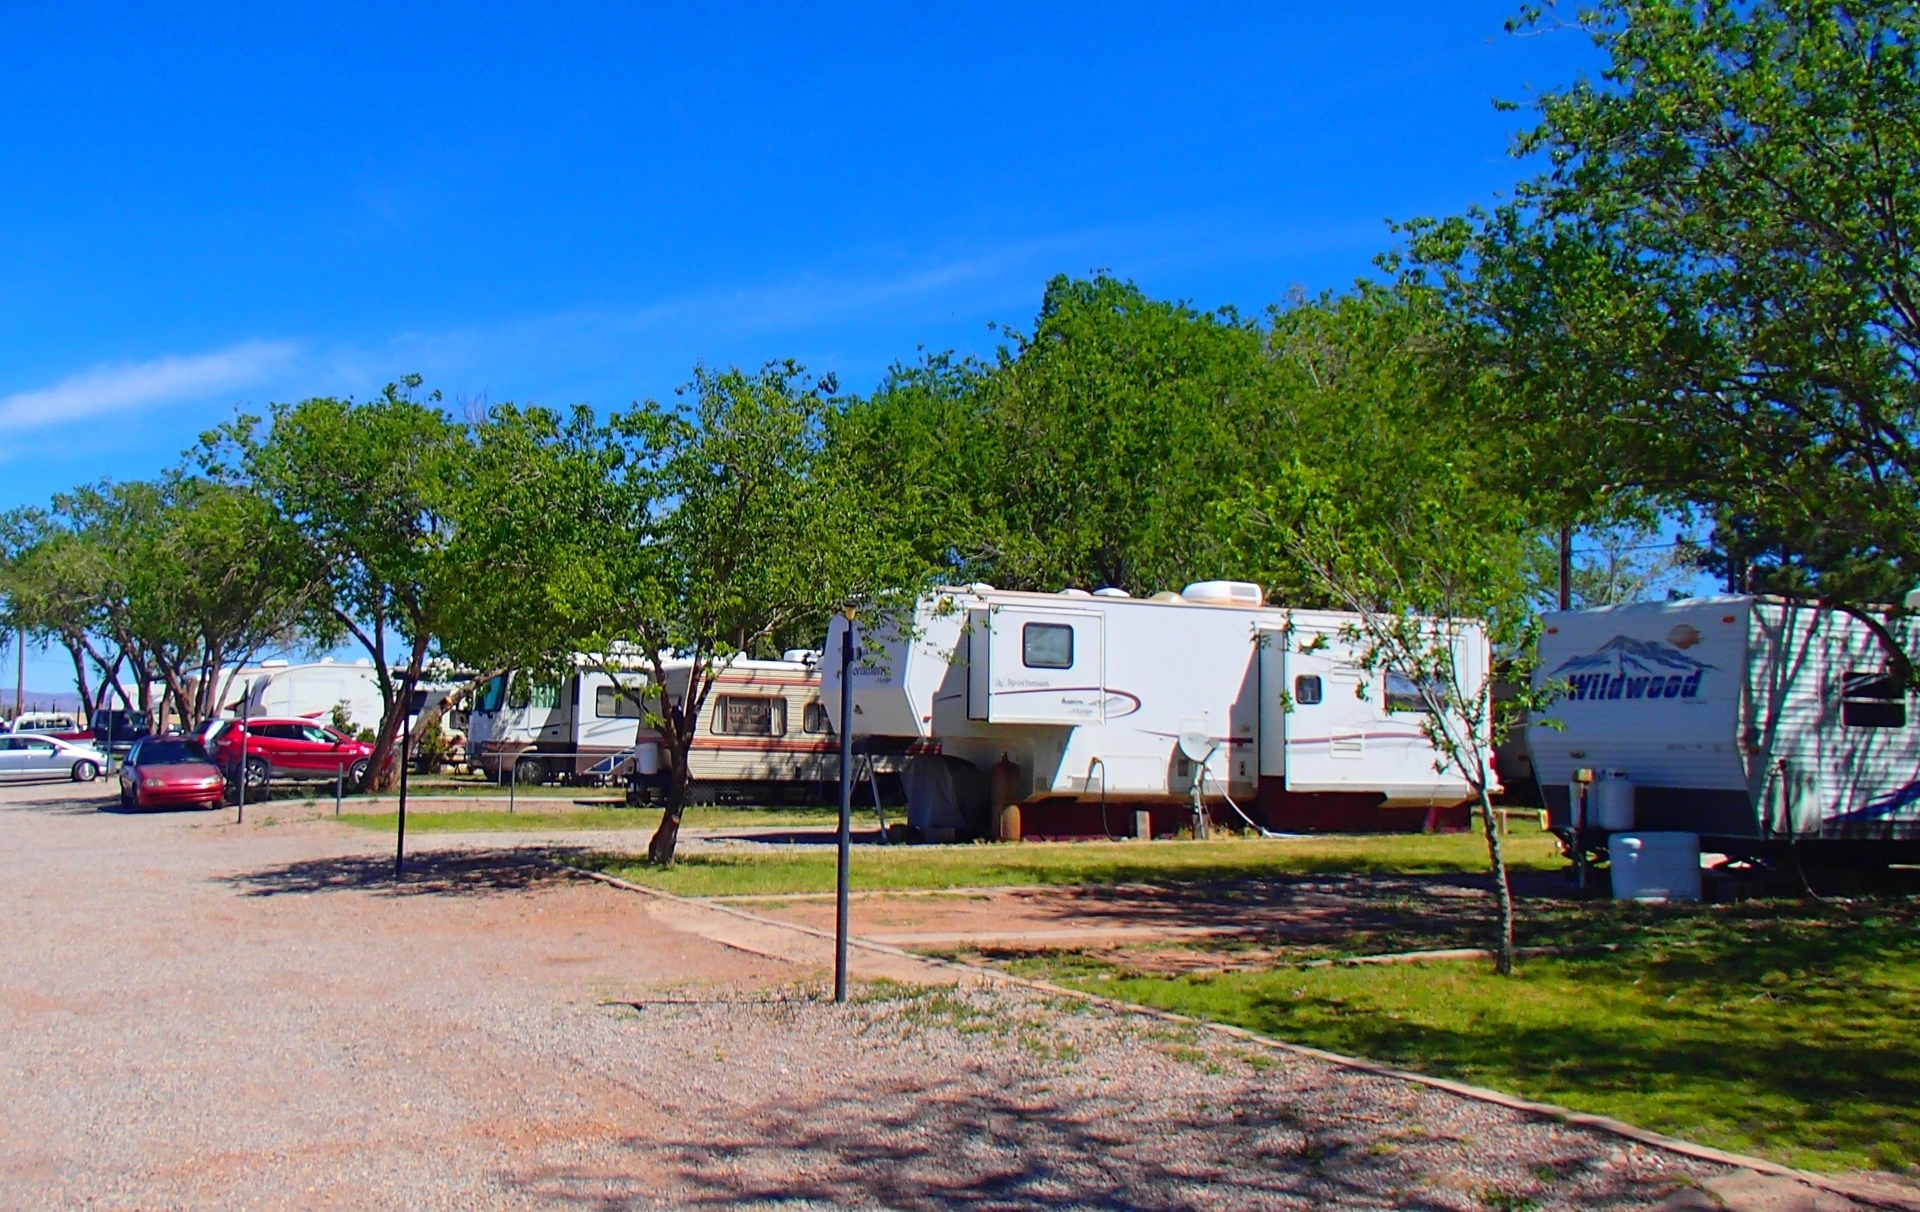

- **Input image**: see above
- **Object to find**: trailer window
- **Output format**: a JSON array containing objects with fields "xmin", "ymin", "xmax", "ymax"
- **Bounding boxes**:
[
  {"xmin": 1385, "ymin": 670, "xmax": 1443, "ymax": 714},
  {"xmin": 803, "ymin": 701, "xmax": 832, "ymax": 734},
  {"xmin": 1842, "ymin": 671, "xmax": 1906, "ymax": 728},
  {"xmin": 717, "ymin": 696, "xmax": 786, "ymax": 736},
  {"xmin": 1022, "ymin": 623, "xmax": 1074, "ymax": 669},
  {"xmin": 594, "ymin": 685, "xmax": 647, "ymax": 720},
  {"xmin": 1293, "ymin": 675, "xmax": 1323, "ymax": 706},
  {"xmin": 508, "ymin": 675, "xmax": 560, "ymax": 711}
]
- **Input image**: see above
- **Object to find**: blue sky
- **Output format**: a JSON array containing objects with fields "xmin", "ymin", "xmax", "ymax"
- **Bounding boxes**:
[{"xmin": 1, "ymin": 2, "xmax": 1602, "ymax": 692}]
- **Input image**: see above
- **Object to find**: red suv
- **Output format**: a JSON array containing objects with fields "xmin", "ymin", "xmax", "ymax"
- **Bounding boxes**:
[{"xmin": 195, "ymin": 717, "xmax": 375, "ymax": 792}]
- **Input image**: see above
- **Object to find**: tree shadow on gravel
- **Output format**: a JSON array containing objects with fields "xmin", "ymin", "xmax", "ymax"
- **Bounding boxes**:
[
  {"xmin": 503, "ymin": 1071, "xmax": 1689, "ymax": 1211},
  {"xmin": 219, "ymin": 846, "xmax": 595, "ymax": 898}
]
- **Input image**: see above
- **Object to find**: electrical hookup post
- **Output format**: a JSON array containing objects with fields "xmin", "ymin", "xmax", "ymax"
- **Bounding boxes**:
[
  {"xmin": 394, "ymin": 687, "xmax": 430, "ymax": 881},
  {"xmin": 835, "ymin": 607, "xmax": 857, "ymax": 1004}
]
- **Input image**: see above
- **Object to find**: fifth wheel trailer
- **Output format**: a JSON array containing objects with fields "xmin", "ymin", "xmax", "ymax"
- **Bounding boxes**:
[
  {"xmin": 1528, "ymin": 595, "xmax": 1920, "ymax": 860},
  {"xmin": 822, "ymin": 582, "xmax": 1493, "ymax": 836},
  {"xmin": 466, "ymin": 654, "xmax": 869, "ymax": 801}
]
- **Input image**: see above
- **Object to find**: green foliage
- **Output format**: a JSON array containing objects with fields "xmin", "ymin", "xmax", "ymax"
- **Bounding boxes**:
[
  {"xmin": 1224, "ymin": 286, "xmax": 1546, "ymax": 973},
  {"xmin": 1404, "ymin": 0, "xmax": 1920, "ymax": 638},
  {"xmin": 834, "ymin": 275, "xmax": 1547, "ymax": 608},
  {"xmin": 204, "ymin": 377, "xmax": 475, "ymax": 786},
  {"xmin": 470, "ymin": 362, "xmax": 934, "ymax": 864},
  {"xmin": 1, "ymin": 475, "xmax": 314, "ymax": 723}
]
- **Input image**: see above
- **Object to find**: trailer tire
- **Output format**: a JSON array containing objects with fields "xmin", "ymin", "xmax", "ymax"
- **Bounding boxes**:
[{"xmin": 514, "ymin": 758, "xmax": 546, "ymax": 786}]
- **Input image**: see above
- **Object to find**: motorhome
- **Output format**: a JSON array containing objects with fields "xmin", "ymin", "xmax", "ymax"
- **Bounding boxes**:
[
  {"xmin": 1529, "ymin": 595, "xmax": 1920, "ymax": 859},
  {"xmin": 466, "ymin": 653, "xmax": 850, "ymax": 801},
  {"xmin": 822, "ymin": 582, "xmax": 1492, "ymax": 837}
]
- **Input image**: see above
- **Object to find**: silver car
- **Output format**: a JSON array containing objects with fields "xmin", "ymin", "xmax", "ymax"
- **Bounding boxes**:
[{"xmin": 0, "ymin": 734, "xmax": 107, "ymax": 782}]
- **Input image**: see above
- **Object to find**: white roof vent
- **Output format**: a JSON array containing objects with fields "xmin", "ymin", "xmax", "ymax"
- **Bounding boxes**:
[
  {"xmin": 1148, "ymin": 591, "xmax": 1185, "ymax": 603},
  {"xmin": 1058, "ymin": 588, "xmax": 1093, "ymax": 598},
  {"xmin": 1180, "ymin": 580, "xmax": 1263, "ymax": 607},
  {"xmin": 968, "ymin": 582, "xmax": 997, "ymax": 594},
  {"xmin": 781, "ymin": 649, "xmax": 822, "ymax": 666},
  {"xmin": 1093, "ymin": 587, "xmax": 1131, "ymax": 598}
]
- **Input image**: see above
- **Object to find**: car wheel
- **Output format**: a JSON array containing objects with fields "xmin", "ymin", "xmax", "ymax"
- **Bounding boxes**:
[
  {"xmin": 243, "ymin": 756, "xmax": 271, "ymax": 791},
  {"xmin": 119, "ymin": 782, "xmax": 135, "ymax": 810},
  {"xmin": 347, "ymin": 758, "xmax": 371, "ymax": 791},
  {"xmin": 71, "ymin": 760, "xmax": 99, "ymax": 783}
]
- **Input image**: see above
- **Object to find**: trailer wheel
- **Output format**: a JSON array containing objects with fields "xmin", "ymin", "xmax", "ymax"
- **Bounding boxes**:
[{"xmin": 514, "ymin": 758, "xmax": 546, "ymax": 785}]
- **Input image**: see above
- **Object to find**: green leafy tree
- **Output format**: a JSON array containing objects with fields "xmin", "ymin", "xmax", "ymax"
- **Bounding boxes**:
[
  {"xmin": 1237, "ymin": 457, "xmax": 1539, "ymax": 974},
  {"xmin": 205, "ymin": 377, "xmax": 474, "ymax": 789},
  {"xmin": 521, "ymin": 363, "xmax": 928, "ymax": 866},
  {"xmin": 1404, "ymin": 0, "xmax": 1920, "ymax": 673},
  {"xmin": 835, "ymin": 275, "xmax": 1282, "ymax": 595},
  {"xmin": 0, "ymin": 506, "xmax": 124, "ymax": 717}
]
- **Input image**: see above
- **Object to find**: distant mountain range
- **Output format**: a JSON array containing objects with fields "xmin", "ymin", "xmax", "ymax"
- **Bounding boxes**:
[
  {"xmin": 1549, "ymin": 635, "xmax": 1715, "ymax": 678},
  {"xmin": 5, "ymin": 689, "xmax": 86, "ymax": 715}
]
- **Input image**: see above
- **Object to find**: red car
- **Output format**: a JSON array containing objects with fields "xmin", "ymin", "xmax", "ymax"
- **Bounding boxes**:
[
  {"xmin": 118, "ymin": 736, "xmax": 227, "ymax": 810},
  {"xmin": 196, "ymin": 717, "xmax": 375, "ymax": 792}
]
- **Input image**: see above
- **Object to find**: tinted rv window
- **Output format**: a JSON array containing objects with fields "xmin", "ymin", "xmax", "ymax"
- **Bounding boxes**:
[
  {"xmin": 1294, "ymin": 675, "xmax": 1323, "ymax": 706},
  {"xmin": 803, "ymin": 702, "xmax": 832, "ymax": 734},
  {"xmin": 717, "ymin": 696, "xmax": 786, "ymax": 736},
  {"xmin": 1022, "ymin": 623, "xmax": 1074, "ymax": 669},
  {"xmin": 595, "ymin": 686, "xmax": 647, "ymax": 720},
  {"xmin": 1842, "ymin": 671, "xmax": 1906, "ymax": 728},
  {"xmin": 475, "ymin": 675, "xmax": 506, "ymax": 713},
  {"xmin": 1385, "ymin": 670, "xmax": 1441, "ymax": 714}
]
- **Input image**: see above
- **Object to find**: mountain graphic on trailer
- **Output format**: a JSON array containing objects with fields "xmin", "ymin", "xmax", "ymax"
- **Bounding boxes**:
[{"xmin": 1549, "ymin": 636, "xmax": 1715, "ymax": 679}]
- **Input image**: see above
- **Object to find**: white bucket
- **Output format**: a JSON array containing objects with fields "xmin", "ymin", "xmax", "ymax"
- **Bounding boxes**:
[
  {"xmin": 633, "ymin": 743, "xmax": 661, "ymax": 776},
  {"xmin": 1609, "ymin": 832, "xmax": 1702, "ymax": 902}
]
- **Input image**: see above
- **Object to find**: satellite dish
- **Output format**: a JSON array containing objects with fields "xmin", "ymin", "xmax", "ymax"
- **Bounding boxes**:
[{"xmin": 1179, "ymin": 729, "xmax": 1214, "ymax": 763}]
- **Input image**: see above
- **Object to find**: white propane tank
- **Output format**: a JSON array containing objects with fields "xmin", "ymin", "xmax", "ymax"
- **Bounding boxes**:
[
  {"xmin": 1593, "ymin": 770, "xmax": 1636, "ymax": 831},
  {"xmin": 634, "ymin": 742, "xmax": 661, "ymax": 776},
  {"xmin": 1608, "ymin": 832, "xmax": 1702, "ymax": 902}
]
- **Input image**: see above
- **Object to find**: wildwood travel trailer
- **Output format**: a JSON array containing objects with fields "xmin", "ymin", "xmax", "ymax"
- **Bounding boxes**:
[
  {"xmin": 1530, "ymin": 595, "xmax": 1920, "ymax": 860},
  {"xmin": 466, "ymin": 654, "xmax": 858, "ymax": 801},
  {"xmin": 822, "ymin": 582, "xmax": 1492, "ymax": 837}
]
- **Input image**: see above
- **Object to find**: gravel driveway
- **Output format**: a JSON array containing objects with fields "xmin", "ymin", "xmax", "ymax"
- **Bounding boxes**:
[{"xmin": 0, "ymin": 779, "xmax": 1749, "ymax": 1209}]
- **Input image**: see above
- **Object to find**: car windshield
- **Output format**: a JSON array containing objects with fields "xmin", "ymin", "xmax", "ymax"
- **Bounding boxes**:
[{"xmin": 140, "ymin": 739, "xmax": 211, "ymax": 765}]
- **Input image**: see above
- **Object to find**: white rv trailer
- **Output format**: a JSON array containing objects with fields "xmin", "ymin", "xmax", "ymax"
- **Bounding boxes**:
[
  {"xmin": 822, "ymin": 582, "xmax": 1492, "ymax": 837},
  {"xmin": 237, "ymin": 660, "xmax": 387, "ymax": 729},
  {"xmin": 1529, "ymin": 595, "xmax": 1920, "ymax": 857},
  {"xmin": 467, "ymin": 653, "xmax": 858, "ymax": 801}
]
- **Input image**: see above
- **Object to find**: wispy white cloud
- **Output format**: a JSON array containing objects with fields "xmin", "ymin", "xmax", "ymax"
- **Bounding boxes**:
[{"xmin": 0, "ymin": 340, "xmax": 301, "ymax": 431}]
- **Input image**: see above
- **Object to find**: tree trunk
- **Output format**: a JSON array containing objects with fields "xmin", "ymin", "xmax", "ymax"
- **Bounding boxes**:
[
  {"xmin": 646, "ymin": 752, "xmax": 693, "ymax": 867},
  {"xmin": 62, "ymin": 639, "xmax": 96, "ymax": 719},
  {"xmin": 364, "ymin": 633, "xmax": 430, "ymax": 793},
  {"xmin": 1477, "ymin": 783, "xmax": 1516, "ymax": 976}
]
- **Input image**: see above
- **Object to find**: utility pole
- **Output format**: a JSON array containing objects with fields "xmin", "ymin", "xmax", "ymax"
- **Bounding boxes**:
[
  {"xmin": 834, "ymin": 609, "xmax": 856, "ymax": 1004},
  {"xmin": 14, "ymin": 623, "xmax": 24, "ymax": 721},
  {"xmin": 1558, "ymin": 526, "xmax": 1573, "ymax": 612}
]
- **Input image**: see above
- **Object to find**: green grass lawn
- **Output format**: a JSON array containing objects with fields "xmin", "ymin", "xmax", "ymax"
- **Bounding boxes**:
[
  {"xmin": 338, "ymin": 803, "xmax": 871, "ymax": 833},
  {"xmin": 581, "ymin": 825, "xmax": 1565, "ymax": 898},
  {"xmin": 994, "ymin": 899, "xmax": 1920, "ymax": 1174}
]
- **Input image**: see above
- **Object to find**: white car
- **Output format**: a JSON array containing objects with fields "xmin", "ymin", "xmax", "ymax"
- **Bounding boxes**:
[{"xmin": 0, "ymin": 734, "xmax": 107, "ymax": 782}]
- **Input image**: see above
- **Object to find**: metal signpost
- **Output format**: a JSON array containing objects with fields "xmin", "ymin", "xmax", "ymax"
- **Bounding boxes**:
[
  {"xmin": 395, "ymin": 687, "xmax": 429, "ymax": 880},
  {"xmin": 834, "ymin": 609, "xmax": 855, "ymax": 1004},
  {"xmin": 235, "ymin": 690, "xmax": 251, "ymax": 825}
]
